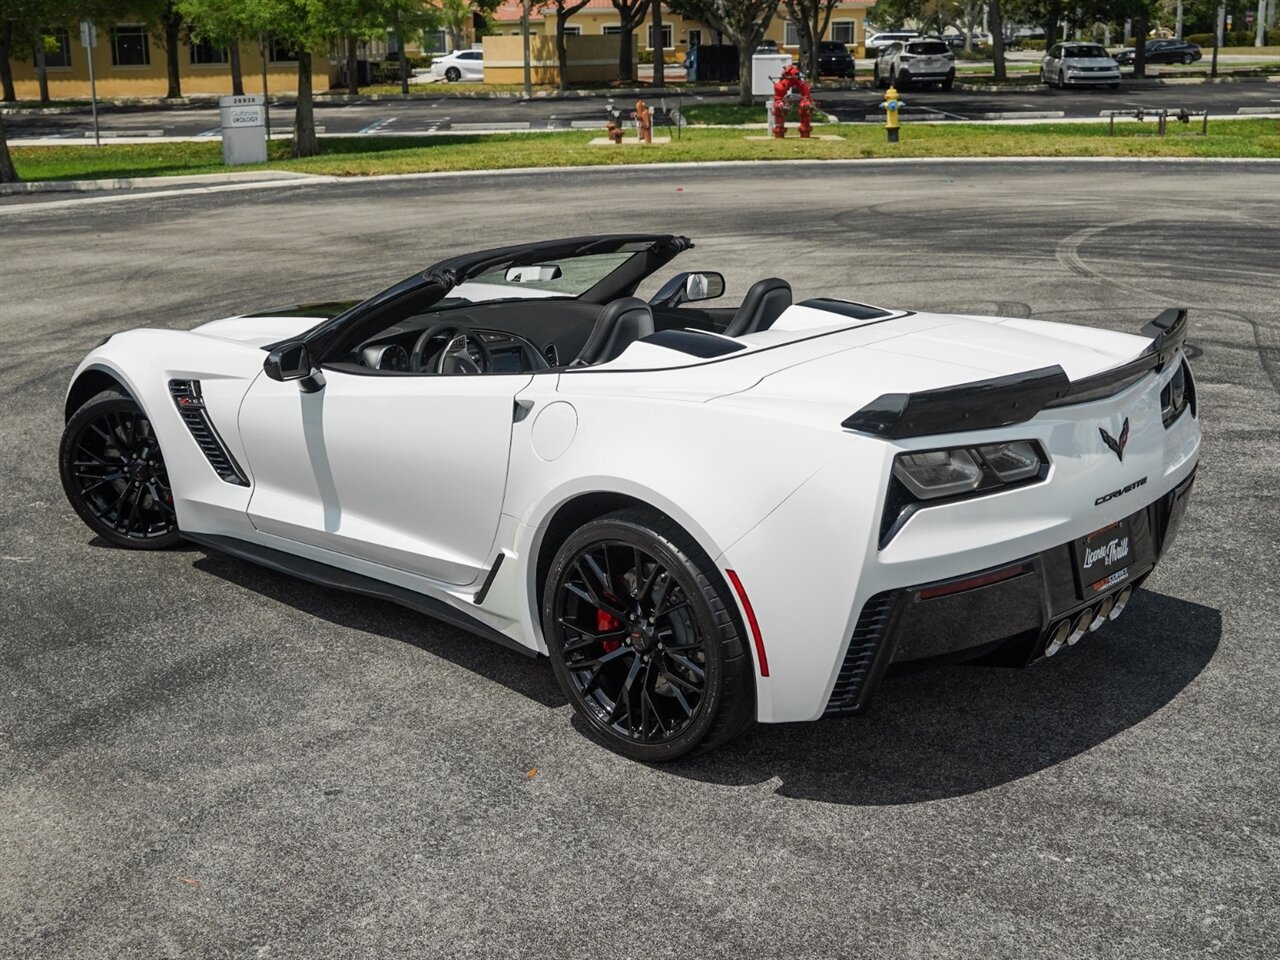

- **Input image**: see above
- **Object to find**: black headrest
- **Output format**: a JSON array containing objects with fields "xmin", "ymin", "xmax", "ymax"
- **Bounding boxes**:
[
  {"xmin": 573, "ymin": 297, "xmax": 655, "ymax": 366},
  {"xmin": 723, "ymin": 278, "xmax": 792, "ymax": 338}
]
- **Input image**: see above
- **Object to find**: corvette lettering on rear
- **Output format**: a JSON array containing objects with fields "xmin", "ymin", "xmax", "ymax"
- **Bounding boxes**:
[{"xmin": 1095, "ymin": 476, "xmax": 1148, "ymax": 506}]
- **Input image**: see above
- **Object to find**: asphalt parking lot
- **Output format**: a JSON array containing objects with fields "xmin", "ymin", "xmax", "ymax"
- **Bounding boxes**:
[
  {"xmin": 5, "ymin": 79, "xmax": 1280, "ymax": 141},
  {"xmin": 2, "ymin": 161, "xmax": 1278, "ymax": 959}
]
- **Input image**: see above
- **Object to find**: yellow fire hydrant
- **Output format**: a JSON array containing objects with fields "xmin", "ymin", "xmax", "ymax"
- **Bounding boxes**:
[{"xmin": 879, "ymin": 84, "xmax": 904, "ymax": 143}]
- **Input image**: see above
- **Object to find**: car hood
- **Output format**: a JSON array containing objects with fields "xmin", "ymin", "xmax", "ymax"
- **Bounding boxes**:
[{"xmin": 1063, "ymin": 57, "xmax": 1120, "ymax": 67}]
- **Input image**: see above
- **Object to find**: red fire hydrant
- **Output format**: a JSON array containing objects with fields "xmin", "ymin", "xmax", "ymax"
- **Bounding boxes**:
[
  {"xmin": 635, "ymin": 100, "xmax": 653, "ymax": 144},
  {"xmin": 770, "ymin": 64, "xmax": 816, "ymax": 139}
]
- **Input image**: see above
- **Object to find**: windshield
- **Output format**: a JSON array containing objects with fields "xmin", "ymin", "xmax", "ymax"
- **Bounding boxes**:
[
  {"xmin": 1063, "ymin": 45, "xmax": 1109, "ymax": 58},
  {"xmin": 462, "ymin": 250, "xmax": 639, "ymax": 300}
]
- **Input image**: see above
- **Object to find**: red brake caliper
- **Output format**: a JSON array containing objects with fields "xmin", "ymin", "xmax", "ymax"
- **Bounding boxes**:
[{"xmin": 598, "ymin": 607, "xmax": 622, "ymax": 652}]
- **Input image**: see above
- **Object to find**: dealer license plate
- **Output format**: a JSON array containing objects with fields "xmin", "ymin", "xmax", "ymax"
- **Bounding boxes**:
[{"xmin": 1075, "ymin": 519, "xmax": 1133, "ymax": 596}]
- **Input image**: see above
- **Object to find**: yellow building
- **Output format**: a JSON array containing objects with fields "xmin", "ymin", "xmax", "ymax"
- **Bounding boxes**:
[
  {"xmin": 5, "ymin": 23, "xmax": 337, "ymax": 100},
  {"xmin": 486, "ymin": 1, "xmax": 877, "ymax": 62}
]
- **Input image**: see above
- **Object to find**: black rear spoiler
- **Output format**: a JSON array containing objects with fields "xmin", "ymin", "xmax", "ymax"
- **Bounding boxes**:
[{"xmin": 842, "ymin": 309, "xmax": 1189, "ymax": 439}]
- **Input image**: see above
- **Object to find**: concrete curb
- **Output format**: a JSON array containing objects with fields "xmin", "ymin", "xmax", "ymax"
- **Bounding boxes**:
[
  {"xmin": 0, "ymin": 169, "xmax": 322, "ymax": 196},
  {"xmin": 6, "ymin": 155, "xmax": 1280, "ymax": 213}
]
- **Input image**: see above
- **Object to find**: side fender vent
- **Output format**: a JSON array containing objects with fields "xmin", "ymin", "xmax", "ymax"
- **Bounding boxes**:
[
  {"xmin": 168, "ymin": 380, "xmax": 249, "ymax": 486},
  {"xmin": 824, "ymin": 592, "xmax": 897, "ymax": 717}
]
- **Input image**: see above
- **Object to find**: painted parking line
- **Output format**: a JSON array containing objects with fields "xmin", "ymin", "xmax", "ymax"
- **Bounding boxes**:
[
  {"xmin": 1237, "ymin": 106, "xmax": 1275, "ymax": 114},
  {"xmin": 196, "ymin": 128, "xmax": 221, "ymax": 137},
  {"xmin": 358, "ymin": 116, "xmax": 398, "ymax": 134}
]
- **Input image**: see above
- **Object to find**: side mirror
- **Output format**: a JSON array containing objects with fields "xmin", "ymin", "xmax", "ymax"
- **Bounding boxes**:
[
  {"xmin": 648, "ymin": 271, "xmax": 727, "ymax": 308},
  {"xmin": 683, "ymin": 271, "xmax": 725, "ymax": 303},
  {"xmin": 265, "ymin": 341, "xmax": 325, "ymax": 392}
]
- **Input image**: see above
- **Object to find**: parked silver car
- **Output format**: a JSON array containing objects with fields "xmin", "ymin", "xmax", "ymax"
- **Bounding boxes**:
[
  {"xmin": 1040, "ymin": 42, "xmax": 1121, "ymax": 89},
  {"xmin": 874, "ymin": 38, "xmax": 956, "ymax": 90}
]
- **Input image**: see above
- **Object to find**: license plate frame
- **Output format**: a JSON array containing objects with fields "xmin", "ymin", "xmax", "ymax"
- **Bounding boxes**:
[{"xmin": 1074, "ymin": 519, "xmax": 1134, "ymax": 596}]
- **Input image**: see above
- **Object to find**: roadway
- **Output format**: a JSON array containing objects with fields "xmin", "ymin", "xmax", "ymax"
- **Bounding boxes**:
[
  {"xmin": 5, "ymin": 79, "xmax": 1280, "ymax": 141},
  {"xmin": 1, "ymin": 161, "xmax": 1279, "ymax": 959}
]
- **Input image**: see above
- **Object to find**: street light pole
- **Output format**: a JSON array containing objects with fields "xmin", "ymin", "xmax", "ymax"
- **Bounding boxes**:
[{"xmin": 259, "ymin": 33, "xmax": 271, "ymax": 139}]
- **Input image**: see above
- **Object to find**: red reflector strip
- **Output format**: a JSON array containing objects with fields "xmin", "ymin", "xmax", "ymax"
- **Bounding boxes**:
[
  {"xmin": 916, "ymin": 562, "xmax": 1029, "ymax": 601},
  {"xmin": 726, "ymin": 569, "xmax": 769, "ymax": 678}
]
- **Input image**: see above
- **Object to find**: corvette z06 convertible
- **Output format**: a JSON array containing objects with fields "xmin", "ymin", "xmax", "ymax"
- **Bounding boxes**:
[{"xmin": 60, "ymin": 235, "xmax": 1200, "ymax": 760}]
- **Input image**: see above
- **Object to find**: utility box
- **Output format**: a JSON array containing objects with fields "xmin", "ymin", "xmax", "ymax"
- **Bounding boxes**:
[
  {"xmin": 751, "ymin": 53, "xmax": 792, "ymax": 96},
  {"xmin": 219, "ymin": 94, "xmax": 267, "ymax": 166}
]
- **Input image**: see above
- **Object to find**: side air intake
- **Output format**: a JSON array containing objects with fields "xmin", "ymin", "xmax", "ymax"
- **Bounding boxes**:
[{"xmin": 168, "ymin": 380, "xmax": 249, "ymax": 486}]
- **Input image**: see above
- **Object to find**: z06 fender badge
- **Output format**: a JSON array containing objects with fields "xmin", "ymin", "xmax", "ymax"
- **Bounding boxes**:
[{"xmin": 1095, "ymin": 476, "xmax": 1148, "ymax": 506}]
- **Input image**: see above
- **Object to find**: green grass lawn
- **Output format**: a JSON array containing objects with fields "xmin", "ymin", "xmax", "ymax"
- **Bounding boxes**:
[{"xmin": 9, "ymin": 119, "xmax": 1278, "ymax": 183}]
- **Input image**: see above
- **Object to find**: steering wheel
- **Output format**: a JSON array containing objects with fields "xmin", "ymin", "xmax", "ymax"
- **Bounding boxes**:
[{"xmin": 409, "ymin": 323, "xmax": 493, "ymax": 374}]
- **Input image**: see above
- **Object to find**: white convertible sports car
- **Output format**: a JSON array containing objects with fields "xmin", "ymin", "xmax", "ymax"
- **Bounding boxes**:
[{"xmin": 60, "ymin": 235, "xmax": 1200, "ymax": 760}]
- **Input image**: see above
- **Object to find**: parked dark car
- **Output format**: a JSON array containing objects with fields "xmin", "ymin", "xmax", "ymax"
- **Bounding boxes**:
[
  {"xmin": 817, "ymin": 40, "xmax": 855, "ymax": 78},
  {"xmin": 1113, "ymin": 38, "xmax": 1203, "ymax": 65}
]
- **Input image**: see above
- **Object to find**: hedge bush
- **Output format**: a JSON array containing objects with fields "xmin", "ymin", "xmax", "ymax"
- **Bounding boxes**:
[{"xmin": 1183, "ymin": 31, "xmax": 1261, "ymax": 47}]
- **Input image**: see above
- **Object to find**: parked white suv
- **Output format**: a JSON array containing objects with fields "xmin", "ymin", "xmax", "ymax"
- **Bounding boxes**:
[{"xmin": 875, "ymin": 38, "xmax": 956, "ymax": 90}]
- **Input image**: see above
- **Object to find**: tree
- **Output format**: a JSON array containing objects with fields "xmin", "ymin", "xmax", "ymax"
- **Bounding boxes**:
[
  {"xmin": 0, "ymin": 112, "xmax": 17, "ymax": 182},
  {"xmin": 782, "ymin": 0, "xmax": 840, "ymax": 79},
  {"xmin": 609, "ymin": 0, "xmax": 650, "ymax": 82},
  {"xmin": 649, "ymin": 0, "xmax": 663, "ymax": 85},
  {"xmin": 177, "ymin": 0, "xmax": 257, "ymax": 98},
  {"xmin": 1, "ymin": 18, "xmax": 18, "ymax": 101},
  {"xmin": 669, "ymin": 0, "xmax": 778, "ymax": 104},
  {"xmin": 552, "ymin": 0, "xmax": 590, "ymax": 91}
]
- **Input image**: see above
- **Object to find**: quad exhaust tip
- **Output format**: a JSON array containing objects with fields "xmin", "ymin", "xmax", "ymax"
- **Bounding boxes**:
[
  {"xmin": 1045, "ymin": 586, "xmax": 1134, "ymax": 658},
  {"xmin": 1109, "ymin": 585, "xmax": 1133, "ymax": 620},
  {"xmin": 1067, "ymin": 609, "xmax": 1093, "ymax": 646},
  {"xmin": 1044, "ymin": 620, "xmax": 1071, "ymax": 657}
]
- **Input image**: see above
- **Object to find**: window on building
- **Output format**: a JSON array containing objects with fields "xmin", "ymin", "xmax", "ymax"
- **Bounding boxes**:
[
  {"xmin": 603, "ymin": 25, "xmax": 622, "ymax": 36},
  {"xmin": 563, "ymin": 25, "xmax": 581, "ymax": 37},
  {"xmin": 687, "ymin": 29, "xmax": 702, "ymax": 47},
  {"xmin": 831, "ymin": 21, "xmax": 856, "ymax": 44},
  {"xmin": 37, "ymin": 27, "xmax": 72, "ymax": 68},
  {"xmin": 111, "ymin": 24, "xmax": 150, "ymax": 67},
  {"xmin": 424, "ymin": 30, "xmax": 447, "ymax": 53},
  {"xmin": 189, "ymin": 37, "xmax": 228, "ymax": 65},
  {"xmin": 648, "ymin": 24, "xmax": 673, "ymax": 49},
  {"xmin": 269, "ymin": 38, "xmax": 298, "ymax": 62},
  {"xmin": 784, "ymin": 21, "xmax": 800, "ymax": 47}
]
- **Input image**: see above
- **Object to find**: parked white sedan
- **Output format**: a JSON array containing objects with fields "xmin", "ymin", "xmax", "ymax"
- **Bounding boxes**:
[
  {"xmin": 1041, "ymin": 42, "xmax": 1121, "ymax": 89},
  {"xmin": 429, "ymin": 49, "xmax": 484, "ymax": 82}
]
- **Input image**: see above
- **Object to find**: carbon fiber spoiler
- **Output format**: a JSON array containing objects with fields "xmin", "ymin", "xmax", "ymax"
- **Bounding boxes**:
[{"xmin": 842, "ymin": 309, "xmax": 1189, "ymax": 439}]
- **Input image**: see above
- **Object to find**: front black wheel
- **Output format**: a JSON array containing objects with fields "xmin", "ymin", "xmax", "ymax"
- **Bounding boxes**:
[
  {"xmin": 445, "ymin": 67, "xmax": 460, "ymax": 82},
  {"xmin": 543, "ymin": 508, "xmax": 755, "ymax": 761},
  {"xmin": 59, "ymin": 390, "xmax": 180, "ymax": 549}
]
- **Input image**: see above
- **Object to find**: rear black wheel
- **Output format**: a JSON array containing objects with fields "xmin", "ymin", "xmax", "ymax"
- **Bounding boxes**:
[
  {"xmin": 543, "ymin": 508, "xmax": 755, "ymax": 761},
  {"xmin": 59, "ymin": 390, "xmax": 180, "ymax": 549}
]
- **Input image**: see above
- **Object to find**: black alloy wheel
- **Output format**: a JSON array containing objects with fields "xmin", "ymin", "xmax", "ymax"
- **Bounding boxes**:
[
  {"xmin": 60, "ymin": 390, "xmax": 181, "ymax": 549},
  {"xmin": 543, "ymin": 508, "xmax": 754, "ymax": 761},
  {"xmin": 445, "ymin": 66, "xmax": 461, "ymax": 82},
  {"xmin": 1181, "ymin": 53, "xmax": 1193, "ymax": 64}
]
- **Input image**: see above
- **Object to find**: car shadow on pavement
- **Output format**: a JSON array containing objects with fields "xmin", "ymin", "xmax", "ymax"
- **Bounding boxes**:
[
  {"xmin": 189, "ymin": 549, "xmax": 568, "ymax": 709},
  {"xmin": 661, "ymin": 589, "xmax": 1220, "ymax": 805}
]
